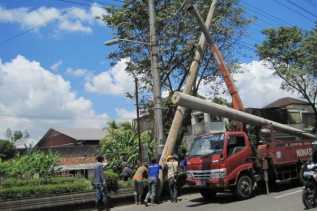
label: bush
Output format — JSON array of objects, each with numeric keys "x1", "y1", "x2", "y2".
[
  {"x1": 118, "y1": 179, "x2": 134, "y2": 189},
  {"x1": 1, "y1": 176, "x2": 79, "y2": 188},
  {"x1": 104, "y1": 169, "x2": 119, "y2": 192},
  {"x1": 0, "y1": 140, "x2": 15, "y2": 160},
  {"x1": 0, "y1": 177, "x2": 92, "y2": 200},
  {"x1": 2, "y1": 151, "x2": 58, "y2": 180}
]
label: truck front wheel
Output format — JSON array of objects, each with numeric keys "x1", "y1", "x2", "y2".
[
  {"x1": 235, "y1": 175, "x2": 254, "y2": 200},
  {"x1": 200, "y1": 189, "x2": 216, "y2": 200}
]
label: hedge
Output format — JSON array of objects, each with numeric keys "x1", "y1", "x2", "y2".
[
  {"x1": 1, "y1": 177, "x2": 78, "y2": 188},
  {"x1": 0, "y1": 178, "x2": 92, "y2": 200}
]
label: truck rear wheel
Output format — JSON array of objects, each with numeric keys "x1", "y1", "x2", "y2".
[
  {"x1": 235, "y1": 175, "x2": 254, "y2": 200},
  {"x1": 200, "y1": 189, "x2": 216, "y2": 200}
]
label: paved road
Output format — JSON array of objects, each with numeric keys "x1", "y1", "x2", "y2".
[{"x1": 82, "y1": 186, "x2": 317, "y2": 211}]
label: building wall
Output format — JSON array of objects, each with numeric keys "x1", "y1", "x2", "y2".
[{"x1": 37, "y1": 129, "x2": 76, "y2": 148}]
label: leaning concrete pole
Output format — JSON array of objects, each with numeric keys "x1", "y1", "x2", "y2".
[
  {"x1": 159, "y1": 0, "x2": 218, "y2": 164},
  {"x1": 172, "y1": 92, "x2": 316, "y2": 139}
]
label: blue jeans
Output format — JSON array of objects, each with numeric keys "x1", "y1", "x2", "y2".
[
  {"x1": 145, "y1": 177, "x2": 158, "y2": 203},
  {"x1": 96, "y1": 184, "x2": 109, "y2": 210},
  {"x1": 168, "y1": 177, "x2": 177, "y2": 202}
]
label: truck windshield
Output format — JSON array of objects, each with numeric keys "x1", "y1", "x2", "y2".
[{"x1": 189, "y1": 134, "x2": 224, "y2": 156}]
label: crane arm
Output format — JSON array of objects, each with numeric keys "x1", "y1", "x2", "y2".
[{"x1": 186, "y1": 2, "x2": 244, "y2": 111}]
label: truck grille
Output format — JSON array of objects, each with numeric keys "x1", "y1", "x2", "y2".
[
  {"x1": 187, "y1": 169, "x2": 226, "y2": 180},
  {"x1": 187, "y1": 170, "x2": 211, "y2": 180}
]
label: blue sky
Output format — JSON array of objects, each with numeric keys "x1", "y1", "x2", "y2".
[{"x1": 0, "y1": 0, "x2": 316, "y2": 139}]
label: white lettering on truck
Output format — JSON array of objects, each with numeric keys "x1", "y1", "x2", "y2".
[{"x1": 296, "y1": 148, "x2": 312, "y2": 157}]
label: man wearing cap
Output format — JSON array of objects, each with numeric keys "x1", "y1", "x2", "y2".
[{"x1": 166, "y1": 155, "x2": 179, "y2": 203}]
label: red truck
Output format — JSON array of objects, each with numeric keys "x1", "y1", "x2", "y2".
[{"x1": 186, "y1": 130, "x2": 313, "y2": 199}]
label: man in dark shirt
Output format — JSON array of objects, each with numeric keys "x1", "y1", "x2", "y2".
[{"x1": 144, "y1": 158, "x2": 161, "y2": 206}]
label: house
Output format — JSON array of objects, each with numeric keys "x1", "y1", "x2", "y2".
[
  {"x1": 247, "y1": 97, "x2": 316, "y2": 131},
  {"x1": 35, "y1": 128, "x2": 105, "y2": 178}
]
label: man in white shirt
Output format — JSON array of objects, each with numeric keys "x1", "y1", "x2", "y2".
[{"x1": 166, "y1": 155, "x2": 179, "y2": 203}]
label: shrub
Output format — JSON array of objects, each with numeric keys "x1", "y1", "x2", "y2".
[
  {"x1": 104, "y1": 169, "x2": 119, "y2": 192},
  {"x1": 3, "y1": 151, "x2": 59, "y2": 180},
  {"x1": 0, "y1": 178, "x2": 92, "y2": 200},
  {"x1": 1, "y1": 176, "x2": 78, "y2": 188},
  {"x1": 0, "y1": 140, "x2": 15, "y2": 160},
  {"x1": 118, "y1": 179, "x2": 134, "y2": 189}
]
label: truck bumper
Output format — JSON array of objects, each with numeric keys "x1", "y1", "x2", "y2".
[{"x1": 186, "y1": 178, "x2": 229, "y2": 190}]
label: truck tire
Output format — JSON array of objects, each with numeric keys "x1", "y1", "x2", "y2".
[
  {"x1": 200, "y1": 189, "x2": 216, "y2": 200},
  {"x1": 235, "y1": 174, "x2": 254, "y2": 200}
]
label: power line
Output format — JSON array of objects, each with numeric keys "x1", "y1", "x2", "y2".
[
  {"x1": 287, "y1": 0, "x2": 317, "y2": 19},
  {"x1": 0, "y1": 28, "x2": 35, "y2": 46},
  {"x1": 241, "y1": 1, "x2": 293, "y2": 26},
  {"x1": 304, "y1": 0, "x2": 317, "y2": 8},
  {"x1": 275, "y1": 0, "x2": 315, "y2": 23}
]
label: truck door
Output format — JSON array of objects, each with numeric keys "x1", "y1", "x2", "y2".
[{"x1": 224, "y1": 133, "x2": 252, "y2": 181}]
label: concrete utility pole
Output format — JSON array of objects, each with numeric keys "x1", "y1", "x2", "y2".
[
  {"x1": 160, "y1": 0, "x2": 218, "y2": 163},
  {"x1": 148, "y1": 0, "x2": 165, "y2": 157},
  {"x1": 172, "y1": 92, "x2": 316, "y2": 139},
  {"x1": 134, "y1": 77, "x2": 143, "y2": 163}
]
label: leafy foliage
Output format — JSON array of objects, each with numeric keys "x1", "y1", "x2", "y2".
[
  {"x1": 256, "y1": 26, "x2": 317, "y2": 130},
  {"x1": 0, "y1": 151, "x2": 59, "y2": 180},
  {"x1": 0, "y1": 140, "x2": 16, "y2": 160},
  {"x1": 0, "y1": 177, "x2": 92, "y2": 200},
  {"x1": 101, "y1": 121, "x2": 154, "y2": 172},
  {"x1": 103, "y1": 0, "x2": 251, "y2": 97}
]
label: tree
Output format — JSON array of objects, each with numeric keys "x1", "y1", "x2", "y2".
[
  {"x1": 256, "y1": 26, "x2": 317, "y2": 131},
  {"x1": 103, "y1": 0, "x2": 251, "y2": 98},
  {"x1": 0, "y1": 139, "x2": 16, "y2": 160},
  {"x1": 5, "y1": 128, "x2": 30, "y2": 142},
  {"x1": 101, "y1": 121, "x2": 154, "y2": 172}
]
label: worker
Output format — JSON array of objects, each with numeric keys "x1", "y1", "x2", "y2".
[
  {"x1": 166, "y1": 155, "x2": 179, "y2": 203},
  {"x1": 132, "y1": 161, "x2": 148, "y2": 205},
  {"x1": 94, "y1": 155, "x2": 110, "y2": 211},
  {"x1": 144, "y1": 158, "x2": 161, "y2": 206}
]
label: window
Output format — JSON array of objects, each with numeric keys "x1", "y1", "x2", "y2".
[
  {"x1": 189, "y1": 134, "x2": 224, "y2": 156},
  {"x1": 227, "y1": 136, "x2": 245, "y2": 156},
  {"x1": 288, "y1": 111, "x2": 301, "y2": 124}
]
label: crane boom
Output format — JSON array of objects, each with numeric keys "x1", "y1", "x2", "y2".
[{"x1": 185, "y1": 1, "x2": 244, "y2": 111}]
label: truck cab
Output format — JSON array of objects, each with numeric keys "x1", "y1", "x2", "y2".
[{"x1": 186, "y1": 131, "x2": 255, "y2": 199}]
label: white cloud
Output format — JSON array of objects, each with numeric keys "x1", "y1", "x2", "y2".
[
  {"x1": 198, "y1": 60, "x2": 296, "y2": 108},
  {"x1": 0, "y1": 55, "x2": 109, "y2": 139},
  {"x1": 58, "y1": 19, "x2": 92, "y2": 33},
  {"x1": 90, "y1": 3, "x2": 107, "y2": 24},
  {"x1": 0, "y1": 3, "x2": 107, "y2": 33},
  {"x1": 50, "y1": 60, "x2": 63, "y2": 72},
  {"x1": 0, "y1": 6, "x2": 60, "y2": 28},
  {"x1": 66, "y1": 67, "x2": 88, "y2": 77},
  {"x1": 235, "y1": 60, "x2": 298, "y2": 108},
  {"x1": 85, "y1": 58, "x2": 134, "y2": 96},
  {"x1": 115, "y1": 108, "x2": 136, "y2": 121}
]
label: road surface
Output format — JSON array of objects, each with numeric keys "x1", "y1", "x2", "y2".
[{"x1": 81, "y1": 186, "x2": 317, "y2": 211}]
